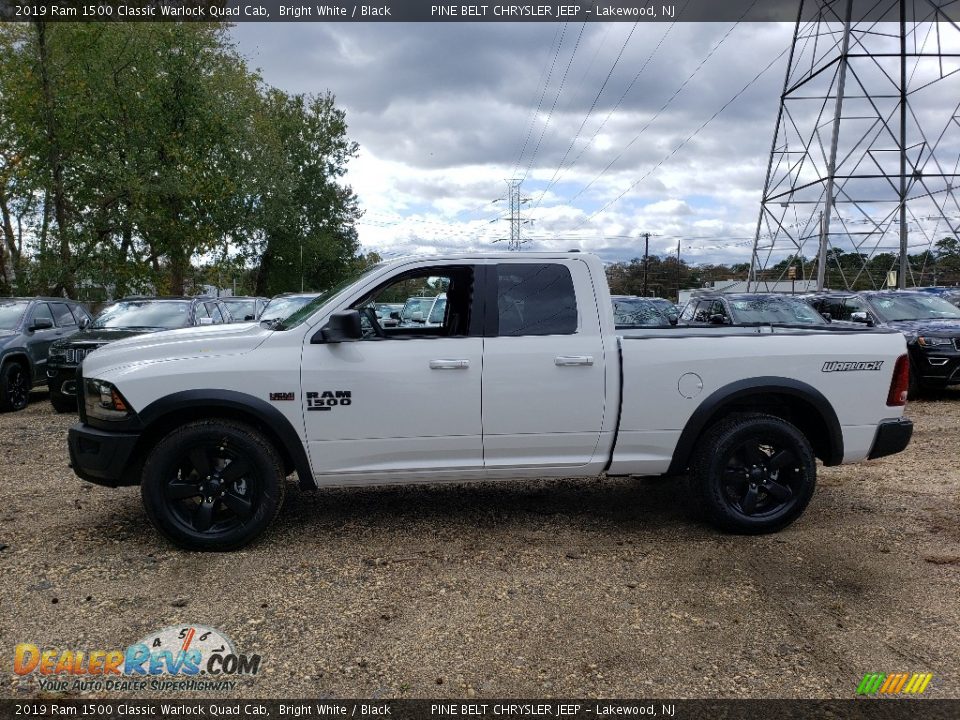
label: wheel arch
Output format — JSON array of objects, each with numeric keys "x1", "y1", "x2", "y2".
[
  {"x1": 1, "y1": 350, "x2": 32, "y2": 375},
  {"x1": 134, "y1": 390, "x2": 315, "y2": 489},
  {"x1": 667, "y1": 377, "x2": 844, "y2": 475}
]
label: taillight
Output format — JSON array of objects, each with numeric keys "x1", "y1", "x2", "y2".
[{"x1": 887, "y1": 354, "x2": 910, "y2": 406}]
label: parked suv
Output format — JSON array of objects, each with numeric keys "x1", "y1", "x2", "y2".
[
  {"x1": 805, "y1": 290, "x2": 960, "y2": 396},
  {"x1": 680, "y1": 293, "x2": 827, "y2": 326},
  {"x1": 0, "y1": 297, "x2": 92, "y2": 412},
  {"x1": 916, "y1": 286, "x2": 960, "y2": 308},
  {"x1": 46, "y1": 296, "x2": 232, "y2": 412}
]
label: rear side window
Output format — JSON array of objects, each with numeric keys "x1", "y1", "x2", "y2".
[
  {"x1": 495, "y1": 263, "x2": 578, "y2": 336},
  {"x1": 51, "y1": 303, "x2": 77, "y2": 327}
]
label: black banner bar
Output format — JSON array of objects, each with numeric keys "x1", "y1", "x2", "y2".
[
  {"x1": 2, "y1": 699, "x2": 959, "y2": 720},
  {"x1": 1, "y1": 0, "x2": 957, "y2": 23}
]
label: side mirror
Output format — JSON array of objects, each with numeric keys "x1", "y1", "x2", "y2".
[
  {"x1": 820, "y1": 312, "x2": 832, "y2": 322},
  {"x1": 411, "y1": 311, "x2": 424, "y2": 323},
  {"x1": 390, "y1": 311, "x2": 401, "y2": 320},
  {"x1": 708, "y1": 313, "x2": 728, "y2": 325},
  {"x1": 668, "y1": 315, "x2": 679, "y2": 326},
  {"x1": 315, "y1": 309, "x2": 362, "y2": 343},
  {"x1": 198, "y1": 317, "x2": 214, "y2": 325},
  {"x1": 244, "y1": 314, "x2": 255, "y2": 321},
  {"x1": 30, "y1": 317, "x2": 54, "y2": 331},
  {"x1": 78, "y1": 316, "x2": 90, "y2": 330},
  {"x1": 850, "y1": 311, "x2": 874, "y2": 326}
]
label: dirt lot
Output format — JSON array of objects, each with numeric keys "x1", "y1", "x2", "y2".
[{"x1": 1, "y1": 389, "x2": 959, "y2": 700}]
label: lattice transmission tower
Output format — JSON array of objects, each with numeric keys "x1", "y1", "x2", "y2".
[
  {"x1": 493, "y1": 179, "x2": 531, "y2": 251},
  {"x1": 749, "y1": 0, "x2": 960, "y2": 291}
]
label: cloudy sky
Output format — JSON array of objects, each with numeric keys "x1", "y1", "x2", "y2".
[{"x1": 228, "y1": 22, "x2": 810, "y2": 266}]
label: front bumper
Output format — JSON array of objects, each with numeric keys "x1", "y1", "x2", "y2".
[
  {"x1": 867, "y1": 418, "x2": 914, "y2": 460},
  {"x1": 68, "y1": 423, "x2": 141, "y2": 487},
  {"x1": 910, "y1": 346, "x2": 960, "y2": 385},
  {"x1": 46, "y1": 365, "x2": 79, "y2": 395}
]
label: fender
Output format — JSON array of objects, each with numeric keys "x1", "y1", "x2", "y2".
[
  {"x1": 0, "y1": 350, "x2": 34, "y2": 380},
  {"x1": 138, "y1": 389, "x2": 315, "y2": 489},
  {"x1": 666, "y1": 376, "x2": 844, "y2": 475}
]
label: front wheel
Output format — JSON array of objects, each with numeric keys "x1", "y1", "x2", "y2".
[
  {"x1": 689, "y1": 414, "x2": 816, "y2": 534},
  {"x1": 141, "y1": 420, "x2": 286, "y2": 551},
  {"x1": 0, "y1": 361, "x2": 30, "y2": 412}
]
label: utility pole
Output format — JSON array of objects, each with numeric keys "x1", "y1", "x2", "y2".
[
  {"x1": 493, "y1": 178, "x2": 531, "y2": 250},
  {"x1": 676, "y1": 237, "x2": 682, "y2": 302},
  {"x1": 642, "y1": 232, "x2": 650, "y2": 297}
]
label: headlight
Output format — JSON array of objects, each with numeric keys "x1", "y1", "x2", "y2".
[
  {"x1": 917, "y1": 336, "x2": 953, "y2": 347},
  {"x1": 84, "y1": 379, "x2": 132, "y2": 421}
]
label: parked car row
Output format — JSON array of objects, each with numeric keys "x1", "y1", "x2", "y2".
[{"x1": 610, "y1": 286, "x2": 960, "y2": 399}]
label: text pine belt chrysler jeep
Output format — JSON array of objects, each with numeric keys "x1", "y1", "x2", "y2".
[{"x1": 68, "y1": 253, "x2": 914, "y2": 550}]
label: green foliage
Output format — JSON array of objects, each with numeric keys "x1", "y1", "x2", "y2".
[{"x1": 0, "y1": 22, "x2": 362, "y2": 300}]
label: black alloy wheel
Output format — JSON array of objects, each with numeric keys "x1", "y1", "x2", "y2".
[
  {"x1": 1, "y1": 362, "x2": 30, "y2": 412},
  {"x1": 141, "y1": 420, "x2": 285, "y2": 551},
  {"x1": 689, "y1": 413, "x2": 816, "y2": 534}
]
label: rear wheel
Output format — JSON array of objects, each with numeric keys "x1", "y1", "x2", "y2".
[
  {"x1": 0, "y1": 361, "x2": 30, "y2": 412},
  {"x1": 141, "y1": 420, "x2": 286, "y2": 551},
  {"x1": 689, "y1": 413, "x2": 816, "y2": 534}
]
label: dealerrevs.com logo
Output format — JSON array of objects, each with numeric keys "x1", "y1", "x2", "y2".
[{"x1": 13, "y1": 625, "x2": 260, "y2": 693}]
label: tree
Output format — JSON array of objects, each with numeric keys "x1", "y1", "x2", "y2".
[{"x1": 250, "y1": 89, "x2": 362, "y2": 296}]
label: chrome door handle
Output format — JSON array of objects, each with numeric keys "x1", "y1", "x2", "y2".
[
  {"x1": 555, "y1": 355, "x2": 594, "y2": 366},
  {"x1": 429, "y1": 359, "x2": 470, "y2": 370}
]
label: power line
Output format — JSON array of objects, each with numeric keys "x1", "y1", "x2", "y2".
[
  {"x1": 520, "y1": 21, "x2": 588, "y2": 183},
  {"x1": 560, "y1": 12, "x2": 757, "y2": 209},
  {"x1": 573, "y1": 43, "x2": 790, "y2": 230}
]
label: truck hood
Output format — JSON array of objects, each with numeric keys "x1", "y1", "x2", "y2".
[
  {"x1": 81, "y1": 322, "x2": 271, "y2": 377},
  {"x1": 52, "y1": 327, "x2": 157, "y2": 349}
]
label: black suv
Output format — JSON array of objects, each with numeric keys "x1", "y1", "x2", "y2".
[
  {"x1": 806, "y1": 291, "x2": 960, "y2": 396},
  {"x1": 46, "y1": 296, "x2": 233, "y2": 412},
  {"x1": 680, "y1": 293, "x2": 828, "y2": 326},
  {"x1": 0, "y1": 298, "x2": 92, "y2": 412}
]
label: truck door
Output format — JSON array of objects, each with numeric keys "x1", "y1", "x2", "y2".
[
  {"x1": 481, "y1": 261, "x2": 607, "y2": 472},
  {"x1": 302, "y1": 264, "x2": 484, "y2": 480}
]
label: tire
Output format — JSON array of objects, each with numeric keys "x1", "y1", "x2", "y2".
[
  {"x1": 0, "y1": 361, "x2": 31, "y2": 412},
  {"x1": 907, "y1": 366, "x2": 924, "y2": 401},
  {"x1": 688, "y1": 413, "x2": 816, "y2": 534},
  {"x1": 141, "y1": 419, "x2": 286, "y2": 551},
  {"x1": 49, "y1": 383, "x2": 77, "y2": 413}
]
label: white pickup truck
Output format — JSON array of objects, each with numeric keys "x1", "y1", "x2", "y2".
[{"x1": 68, "y1": 253, "x2": 913, "y2": 550}]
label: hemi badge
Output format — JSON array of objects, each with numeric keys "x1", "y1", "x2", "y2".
[{"x1": 269, "y1": 392, "x2": 295, "y2": 401}]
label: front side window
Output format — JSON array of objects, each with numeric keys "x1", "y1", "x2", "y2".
[
  {"x1": 495, "y1": 263, "x2": 577, "y2": 336},
  {"x1": 31, "y1": 303, "x2": 54, "y2": 326},
  {"x1": 351, "y1": 266, "x2": 475, "y2": 340}
]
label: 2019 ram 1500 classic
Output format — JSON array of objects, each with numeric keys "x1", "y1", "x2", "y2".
[{"x1": 68, "y1": 253, "x2": 914, "y2": 550}]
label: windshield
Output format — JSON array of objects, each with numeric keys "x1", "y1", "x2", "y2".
[
  {"x1": 613, "y1": 298, "x2": 670, "y2": 327},
  {"x1": 871, "y1": 295, "x2": 960, "y2": 322},
  {"x1": 401, "y1": 297, "x2": 431, "y2": 320},
  {"x1": 269, "y1": 263, "x2": 387, "y2": 330},
  {"x1": 260, "y1": 295, "x2": 316, "y2": 322},
  {"x1": 729, "y1": 297, "x2": 826, "y2": 325},
  {"x1": 223, "y1": 299, "x2": 257, "y2": 319},
  {"x1": 92, "y1": 301, "x2": 192, "y2": 329},
  {"x1": 0, "y1": 301, "x2": 28, "y2": 331},
  {"x1": 647, "y1": 298, "x2": 679, "y2": 317}
]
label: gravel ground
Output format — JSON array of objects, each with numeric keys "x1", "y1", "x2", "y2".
[{"x1": 1, "y1": 388, "x2": 959, "y2": 700}]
